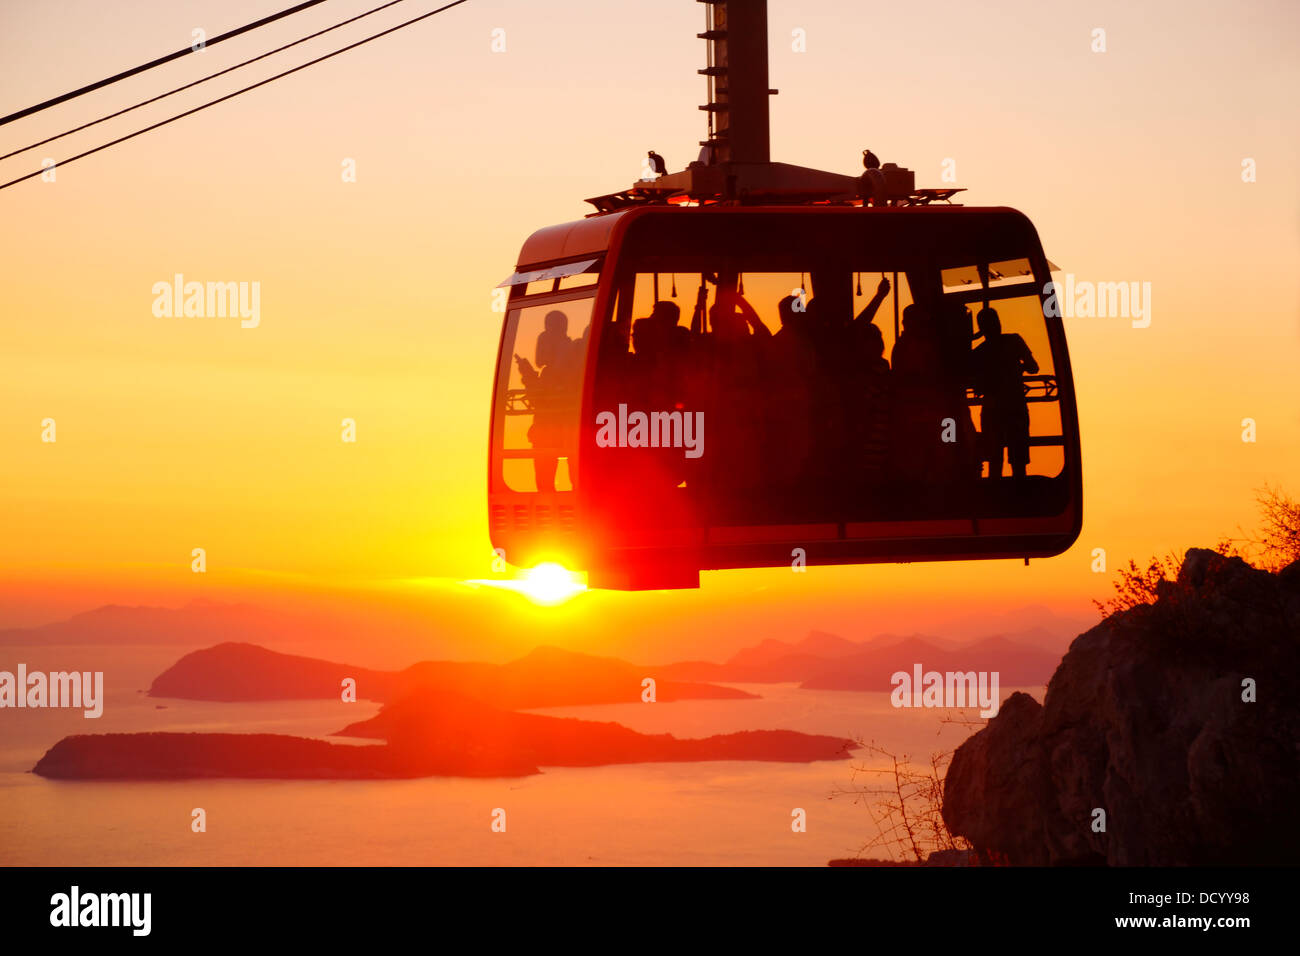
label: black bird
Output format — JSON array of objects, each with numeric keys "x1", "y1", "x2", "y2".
[
  {"x1": 862, "y1": 149, "x2": 881, "y2": 170},
  {"x1": 647, "y1": 150, "x2": 667, "y2": 176}
]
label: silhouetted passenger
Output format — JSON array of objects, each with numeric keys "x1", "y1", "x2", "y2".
[
  {"x1": 617, "y1": 315, "x2": 685, "y2": 490},
  {"x1": 765, "y1": 293, "x2": 819, "y2": 489},
  {"x1": 845, "y1": 308, "x2": 892, "y2": 487},
  {"x1": 854, "y1": 276, "x2": 892, "y2": 337},
  {"x1": 850, "y1": 278, "x2": 891, "y2": 378},
  {"x1": 853, "y1": 319, "x2": 889, "y2": 373},
  {"x1": 888, "y1": 299, "x2": 983, "y2": 487},
  {"x1": 647, "y1": 299, "x2": 691, "y2": 366},
  {"x1": 515, "y1": 309, "x2": 580, "y2": 492},
  {"x1": 970, "y1": 307, "x2": 1039, "y2": 478},
  {"x1": 650, "y1": 299, "x2": 681, "y2": 328},
  {"x1": 888, "y1": 304, "x2": 947, "y2": 487},
  {"x1": 781, "y1": 276, "x2": 891, "y2": 502},
  {"x1": 702, "y1": 290, "x2": 770, "y2": 508},
  {"x1": 772, "y1": 291, "x2": 812, "y2": 347},
  {"x1": 632, "y1": 314, "x2": 667, "y2": 360},
  {"x1": 709, "y1": 289, "x2": 771, "y2": 345},
  {"x1": 891, "y1": 303, "x2": 940, "y2": 378},
  {"x1": 629, "y1": 312, "x2": 678, "y2": 408}
]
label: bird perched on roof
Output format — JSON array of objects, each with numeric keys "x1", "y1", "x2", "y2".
[
  {"x1": 647, "y1": 150, "x2": 668, "y2": 176},
  {"x1": 862, "y1": 149, "x2": 881, "y2": 170}
]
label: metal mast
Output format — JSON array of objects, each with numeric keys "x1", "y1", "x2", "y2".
[
  {"x1": 586, "y1": 0, "x2": 936, "y2": 210},
  {"x1": 699, "y1": 0, "x2": 771, "y2": 165}
]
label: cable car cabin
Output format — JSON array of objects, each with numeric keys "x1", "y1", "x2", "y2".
[{"x1": 489, "y1": 205, "x2": 1082, "y2": 589}]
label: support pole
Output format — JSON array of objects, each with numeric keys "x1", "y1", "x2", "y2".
[{"x1": 699, "y1": 1, "x2": 771, "y2": 165}]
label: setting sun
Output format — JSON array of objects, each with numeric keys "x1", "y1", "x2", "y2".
[
  {"x1": 464, "y1": 561, "x2": 587, "y2": 606},
  {"x1": 517, "y1": 562, "x2": 586, "y2": 605}
]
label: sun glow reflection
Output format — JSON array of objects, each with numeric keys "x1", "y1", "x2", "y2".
[{"x1": 463, "y1": 562, "x2": 587, "y2": 605}]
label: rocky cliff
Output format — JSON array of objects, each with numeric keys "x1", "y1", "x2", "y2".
[{"x1": 942, "y1": 549, "x2": 1300, "y2": 865}]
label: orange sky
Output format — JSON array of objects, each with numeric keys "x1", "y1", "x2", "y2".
[{"x1": 1, "y1": 0, "x2": 1297, "y2": 659}]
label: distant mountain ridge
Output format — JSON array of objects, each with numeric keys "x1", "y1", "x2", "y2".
[
  {"x1": 0, "y1": 601, "x2": 301, "y2": 646},
  {"x1": 662, "y1": 630, "x2": 1060, "y2": 689},
  {"x1": 148, "y1": 623, "x2": 1063, "y2": 708},
  {"x1": 9, "y1": 597, "x2": 1072, "y2": 698},
  {"x1": 798, "y1": 635, "x2": 1059, "y2": 690},
  {"x1": 0, "y1": 600, "x2": 1089, "y2": 657},
  {"x1": 149, "y1": 642, "x2": 756, "y2": 707}
]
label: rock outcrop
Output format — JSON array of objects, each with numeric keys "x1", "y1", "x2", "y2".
[
  {"x1": 33, "y1": 696, "x2": 855, "y2": 781},
  {"x1": 943, "y1": 549, "x2": 1300, "y2": 865},
  {"x1": 32, "y1": 732, "x2": 538, "y2": 779}
]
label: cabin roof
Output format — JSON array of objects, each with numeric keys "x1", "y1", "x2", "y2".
[
  {"x1": 514, "y1": 204, "x2": 1031, "y2": 271},
  {"x1": 515, "y1": 212, "x2": 631, "y2": 270}
]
